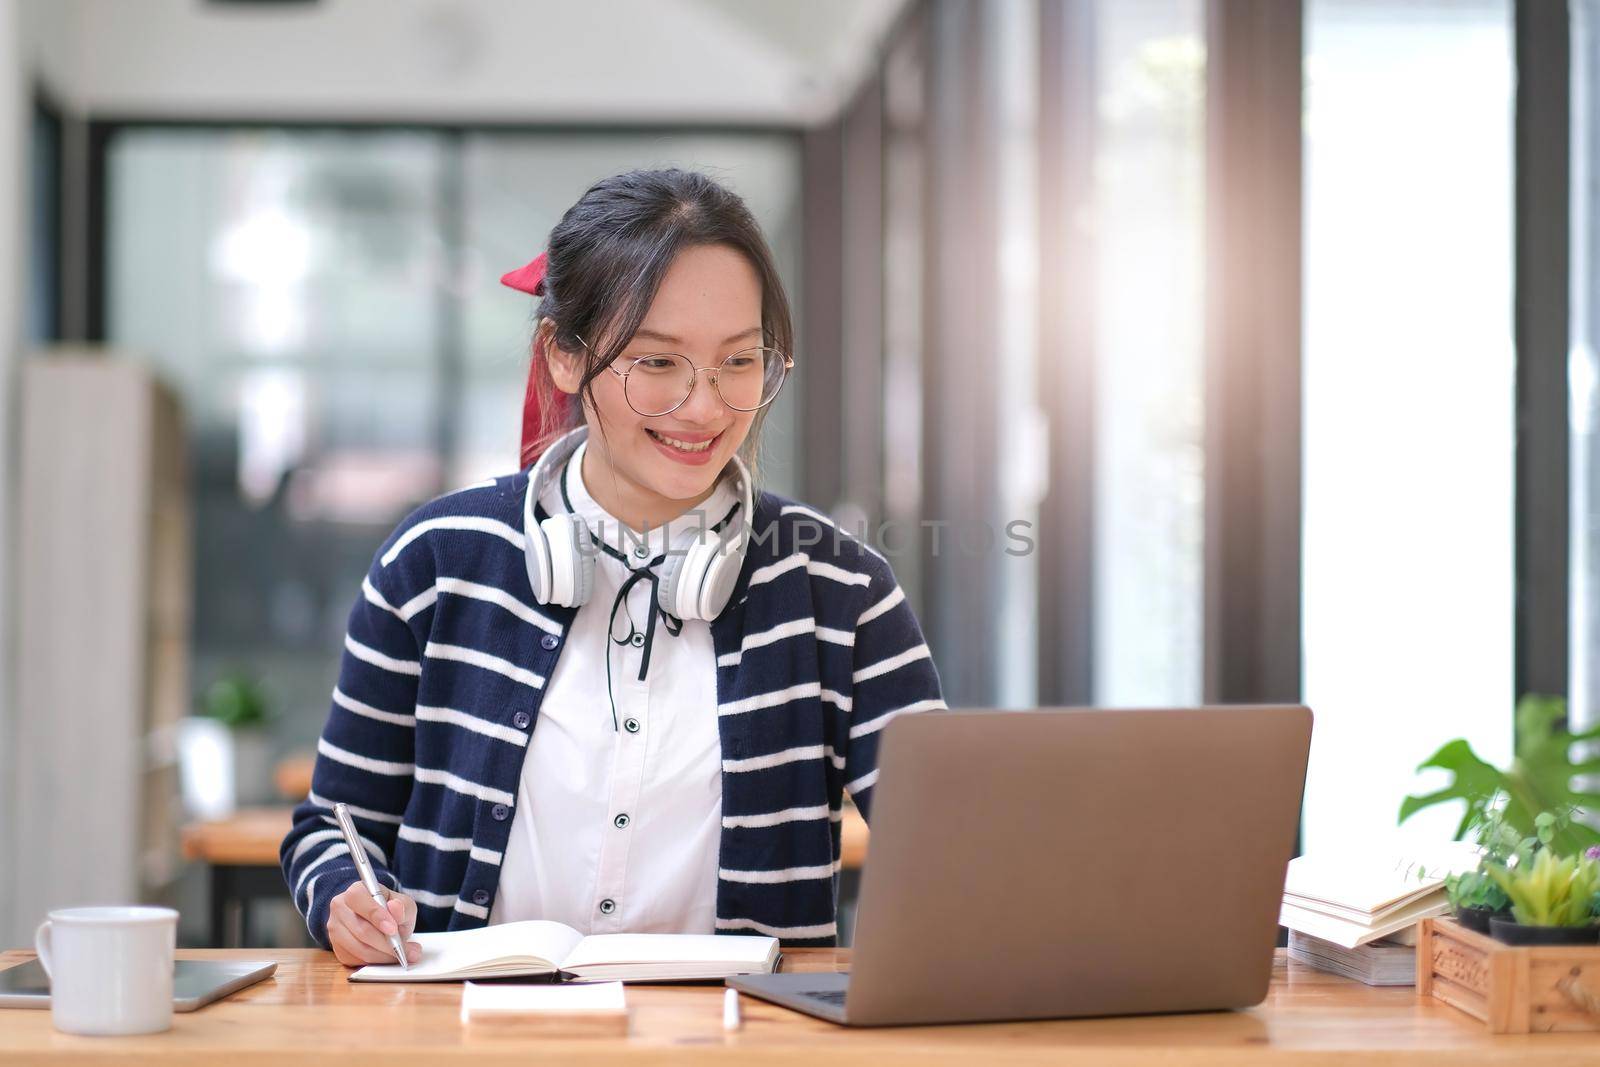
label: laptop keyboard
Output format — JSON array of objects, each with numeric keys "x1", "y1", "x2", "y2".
[{"x1": 799, "y1": 989, "x2": 849, "y2": 1006}]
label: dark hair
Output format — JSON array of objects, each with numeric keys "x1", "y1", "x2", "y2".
[{"x1": 521, "y1": 168, "x2": 793, "y2": 473}]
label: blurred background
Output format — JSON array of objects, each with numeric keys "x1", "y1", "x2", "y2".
[{"x1": 0, "y1": 0, "x2": 1585, "y2": 948}]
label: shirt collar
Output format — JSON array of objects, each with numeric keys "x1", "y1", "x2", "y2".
[{"x1": 558, "y1": 440, "x2": 740, "y2": 564}]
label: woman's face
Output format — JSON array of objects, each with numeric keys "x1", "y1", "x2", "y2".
[{"x1": 548, "y1": 243, "x2": 764, "y2": 523}]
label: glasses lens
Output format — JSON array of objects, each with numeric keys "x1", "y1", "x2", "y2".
[
  {"x1": 717, "y1": 348, "x2": 788, "y2": 411},
  {"x1": 624, "y1": 352, "x2": 696, "y2": 416},
  {"x1": 622, "y1": 349, "x2": 790, "y2": 415}
]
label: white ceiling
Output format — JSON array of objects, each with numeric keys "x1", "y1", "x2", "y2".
[{"x1": 24, "y1": 0, "x2": 912, "y2": 127}]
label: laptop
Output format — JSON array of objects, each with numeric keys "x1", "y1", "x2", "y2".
[{"x1": 729, "y1": 705, "x2": 1312, "y2": 1027}]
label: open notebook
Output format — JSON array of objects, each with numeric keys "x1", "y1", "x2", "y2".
[
  {"x1": 350, "y1": 920, "x2": 781, "y2": 983},
  {"x1": 1279, "y1": 840, "x2": 1481, "y2": 949}
]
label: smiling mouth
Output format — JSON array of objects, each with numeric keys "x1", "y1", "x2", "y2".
[{"x1": 646, "y1": 428, "x2": 719, "y2": 453}]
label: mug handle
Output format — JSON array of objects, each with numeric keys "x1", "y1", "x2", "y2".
[{"x1": 33, "y1": 920, "x2": 53, "y2": 981}]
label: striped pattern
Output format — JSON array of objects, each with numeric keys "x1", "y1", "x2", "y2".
[{"x1": 281, "y1": 470, "x2": 945, "y2": 949}]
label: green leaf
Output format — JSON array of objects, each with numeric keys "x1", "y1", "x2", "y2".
[
  {"x1": 1398, "y1": 694, "x2": 1600, "y2": 854},
  {"x1": 1397, "y1": 739, "x2": 1509, "y2": 838},
  {"x1": 1489, "y1": 851, "x2": 1600, "y2": 926},
  {"x1": 197, "y1": 671, "x2": 273, "y2": 730}
]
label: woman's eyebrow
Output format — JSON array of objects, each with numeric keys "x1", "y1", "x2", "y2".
[{"x1": 631, "y1": 326, "x2": 763, "y2": 347}]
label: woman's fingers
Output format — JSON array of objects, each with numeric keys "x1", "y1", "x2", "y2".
[
  {"x1": 387, "y1": 893, "x2": 418, "y2": 939},
  {"x1": 340, "y1": 882, "x2": 398, "y2": 936},
  {"x1": 336, "y1": 883, "x2": 398, "y2": 934},
  {"x1": 384, "y1": 895, "x2": 421, "y2": 962},
  {"x1": 332, "y1": 910, "x2": 421, "y2": 965},
  {"x1": 329, "y1": 895, "x2": 397, "y2": 963},
  {"x1": 328, "y1": 883, "x2": 422, "y2": 966}
]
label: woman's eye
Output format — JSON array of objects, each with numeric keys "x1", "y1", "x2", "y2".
[
  {"x1": 722, "y1": 356, "x2": 757, "y2": 370},
  {"x1": 635, "y1": 356, "x2": 679, "y2": 372}
]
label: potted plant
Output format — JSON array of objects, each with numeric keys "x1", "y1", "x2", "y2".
[
  {"x1": 177, "y1": 670, "x2": 276, "y2": 818},
  {"x1": 1485, "y1": 849, "x2": 1600, "y2": 945},
  {"x1": 1446, "y1": 868, "x2": 1510, "y2": 934},
  {"x1": 1448, "y1": 805, "x2": 1576, "y2": 932}
]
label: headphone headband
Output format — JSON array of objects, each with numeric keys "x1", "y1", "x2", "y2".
[{"x1": 523, "y1": 426, "x2": 589, "y2": 530}]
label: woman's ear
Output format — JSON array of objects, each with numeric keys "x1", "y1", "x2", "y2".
[{"x1": 539, "y1": 318, "x2": 585, "y2": 395}]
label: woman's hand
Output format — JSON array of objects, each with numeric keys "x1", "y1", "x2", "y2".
[{"x1": 328, "y1": 881, "x2": 423, "y2": 967}]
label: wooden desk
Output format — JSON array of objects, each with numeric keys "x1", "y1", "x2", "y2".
[
  {"x1": 2, "y1": 948, "x2": 1594, "y2": 1064},
  {"x1": 181, "y1": 808, "x2": 294, "y2": 868},
  {"x1": 180, "y1": 807, "x2": 296, "y2": 948}
]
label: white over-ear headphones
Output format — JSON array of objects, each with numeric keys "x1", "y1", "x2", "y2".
[{"x1": 522, "y1": 426, "x2": 754, "y2": 622}]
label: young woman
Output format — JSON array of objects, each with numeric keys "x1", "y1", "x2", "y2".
[{"x1": 280, "y1": 168, "x2": 945, "y2": 966}]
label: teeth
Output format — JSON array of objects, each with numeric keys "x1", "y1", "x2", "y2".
[{"x1": 649, "y1": 430, "x2": 714, "y2": 453}]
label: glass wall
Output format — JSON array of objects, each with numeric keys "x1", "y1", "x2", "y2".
[
  {"x1": 1090, "y1": 0, "x2": 1206, "y2": 707},
  {"x1": 105, "y1": 127, "x2": 801, "y2": 758},
  {"x1": 994, "y1": 0, "x2": 1043, "y2": 708},
  {"x1": 1301, "y1": 0, "x2": 1516, "y2": 853}
]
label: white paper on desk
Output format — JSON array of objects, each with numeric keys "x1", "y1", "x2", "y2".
[{"x1": 460, "y1": 980, "x2": 625, "y2": 1022}]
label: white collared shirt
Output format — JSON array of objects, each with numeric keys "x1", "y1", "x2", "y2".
[{"x1": 488, "y1": 442, "x2": 736, "y2": 934}]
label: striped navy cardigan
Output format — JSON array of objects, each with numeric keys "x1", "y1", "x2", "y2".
[{"x1": 279, "y1": 466, "x2": 945, "y2": 948}]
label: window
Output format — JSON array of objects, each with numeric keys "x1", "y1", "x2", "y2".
[
  {"x1": 1301, "y1": 0, "x2": 1516, "y2": 853},
  {"x1": 1090, "y1": 0, "x2": 1207, "y2": 707}
]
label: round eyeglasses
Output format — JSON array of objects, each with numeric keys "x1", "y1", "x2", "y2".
[{"x1": 576, "y1": 333, "x2": 794, "y2": 418}]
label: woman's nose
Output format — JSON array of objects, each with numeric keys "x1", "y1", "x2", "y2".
[{"x1": 677, "y1": 369, "x2": 727, "y2": 422}]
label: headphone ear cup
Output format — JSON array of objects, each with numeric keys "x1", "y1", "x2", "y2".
[
  {"x1": 540, "y1": 514, "x2": 594, "y2": 607},
  {"x1": 661, "y1": 537, "x2": 726, "y2": 621},
  {"x1": 525, "y1": 520, "x2": 554, "y2": 604},
  {"x1": 697, "y1": 550, "x2": 742, "y2": 620},
  {"x1": 656, "y1": 547, "x2": 690, "y2": 620},
  {"x1": 570, "y1": 529, "x2": 595, "y2": 606}
]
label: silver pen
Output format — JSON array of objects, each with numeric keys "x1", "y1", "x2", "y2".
[{"x1": 333, "y1": 802, "x2": 409, "y2": 970}]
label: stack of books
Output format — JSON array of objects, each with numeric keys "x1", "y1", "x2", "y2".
[
  {"x1": 1278, "y1": 841, "x2": 1480, "y2": 985},
  {"x1": 1286, "y1": 930, "x2": 1416, "y2": 986}
]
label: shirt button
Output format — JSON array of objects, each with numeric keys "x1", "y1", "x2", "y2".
[
  {"x1": 599, "y1": 898, "x2": 617, "y2": 915},
  {"x1": 633, "y1": 545, "x2": 649, "y2": 559},
  {"x1": 613, "y1": 813, "x2": 630, "y2": 829},
  {"x1": 491, "y1": 803, "x2": 510, "y2": 821},
  {"x1": 512, "y1": 711, "x2": 531, "y2": 730},
  {"x1": 540, "y1": 633, "x2": 560, "y2": 651},
  {"x1": 629, "y1": 633, "x2": 645, "y2": 648},
  {"x1": 472, "y1": 889, "x2": 490, "y2": 906},
  {"x1": 623, "y1": 717, "x2": 641, "y2": 734}
]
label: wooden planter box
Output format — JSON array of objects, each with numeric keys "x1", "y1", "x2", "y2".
[{"x1": 1418, "y1": 917, "x2": 1600, "y2": 1033}]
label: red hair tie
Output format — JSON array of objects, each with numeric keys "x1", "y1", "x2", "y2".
[
  {"x1": 500, "y1": 251, "x2": 548, "y2": 295},
  {"x1": 502, "y1": 252, "x2": 569, "y2": 467}
]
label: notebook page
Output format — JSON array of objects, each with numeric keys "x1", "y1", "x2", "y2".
[
  {"x1": 560, "y1": 933, "x2": 776, "y2": 972},
  {"x1": 353, "y1": 920, "x2": 585, "y2": 981},
  {"x1": 1282, "y1": 841, "x2": 1479, "y2": 917}
]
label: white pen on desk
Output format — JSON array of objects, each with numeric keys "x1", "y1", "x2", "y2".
[
  {"x1": 723, "y1": 987, "x2": 742, "y2": 1031},
  {"x1": 332, "y1": 801, "x2": 409, "y2": 971}
]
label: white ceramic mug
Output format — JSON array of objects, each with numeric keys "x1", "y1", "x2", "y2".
[{"x1": 34, "y1": 906, "x2": 179, "y2": 1035}]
